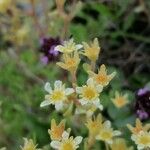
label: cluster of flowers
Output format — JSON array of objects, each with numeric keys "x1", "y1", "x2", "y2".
[
  {"x1": 40, "y1": 38, "x2": 150, "y2": 150},
  {"x1": 0, "y1": 0, "x2": 30, "y2": 47},
  {"x1": 2, "y1": 38, "x2": 150, "y2": 150}
]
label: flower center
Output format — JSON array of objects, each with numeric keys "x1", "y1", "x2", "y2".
[
  {"x1": 83, "y1": 87, "x2": 97, "y2": 100},
  {"x1": 96, "y1": 74, "x2": 107, "y2": 85},
  {"x1": 89, "y1": 122, "x2": 101, "y2": 136},
  {"x1": 51, "y1": 90, "x2": 64, "y2": 101},
  {"x1": 61, "y1": 141, "x2": 74, "y2": 150},
  {"x1": 67, "y1": 59, "x2": 76, "y2": 67},
  {"x1": 101, "y1": 131, "x2": 112, "y2": 140},
  {"x1": 86, "y1": 47, "x2": 98, "y2": 60},
  {"x1": 139, "y1": 135, "x2": 150, "y2": 145},
  {"x1": 115, "y1": 97, "x2": 126, "y2": 107},
  {"x1": 51, "y1": 127, "x2": 64, "y2": 140}
]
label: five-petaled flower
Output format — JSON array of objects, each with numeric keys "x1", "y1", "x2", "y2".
[
  {"x1": 75, "y1": 104, "x2": 97, "y2": 117},
  {"x1": 86, "y1": 114, "x2": 103, "y2": 137},
  {"x1": 48, "y1": 119, "x2": 66, "y2": 141},
  {"x1": 57, "y1": 51, "x2": 80, "y2": 73},
  {"x1": 21, "y1": 138, "x2": 40, "y2": 150},
  {"x1": 40, "y1": 81, "x2": 74, "y2": 110},
  {"x1": 127, "y1": 118, "x2": 150, "y2": 150},
  {"x1": 50, "y1": 131, "x2": 83, "y2": 150},
  {"x1": 131, "y1": 131, "x2": 150, "y2": 150},
  {"x1": 96, "y1": 120, "x2": 121, "y2": 144},
  {"x1": 110, "y1": 138, "x2": 133, "y2": 150},
  {"x1": 82, "y1": 38, "x2": 100, "y2": 62},
  {"x1": 89, "y1": 64, "x2": 116, "y2": 87},
  {"x1": 55, "y1": 39, "x2": 82, "y2": 54},
  {"x1": 111, "y1": 91, "x2": 128, "y2": 108},
  {"x1": 76, "y1": 78, "x2": 103, "y2": 110},
  {"x1": 127, "y1": 118, "x2": 150, "y2": 135}
]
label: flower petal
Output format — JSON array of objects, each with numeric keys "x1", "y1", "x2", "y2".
[
  {"x1": 54, "y1": 80, "x2": 62, "y2": 90},
  {"x1": 44, "y1": 82, "x2": 52, "y2": 93},
  {"x1": 113, "y1": 130, "x2": 121, "y2": 136},
  {"x1": 87, "y1": 78, "x2": 94, "y2": 86},
  {"x1": 74, "y1": 136, "x2": 83, "y2": 145},
  {"x1": 55, "y1": 102, "x2": 63, "y2": 111},
  {"x1": 96, "y1": 84, "x2": 103, "y2": 93},
  {"x1": 40, "y1": 100, "x2": 51, "y2": 107},
  {"x1": 76, "y1": 87, "x2": 82, "y2": 93},
  {"x1": 50, "y1": 141, "x2": 61, "y2": 149},
  {"x1": 55, "y1": 45, "x2": 64, "y2": 52},
  {"x1": 79, "y1": 99, "x2": 88, "y2": 105},
  {"x1": 76, "y1": 44, "x2": 83, "y2": 50},
  {"x1": 65, "y1": 88, "x2": 74, "y2": 95},
  {"x1": 103, "y1": 120, "x2": 111, "y2": 128},
  {"x1": 62, "y1": 131, "x2": 69, "y2": 140}
]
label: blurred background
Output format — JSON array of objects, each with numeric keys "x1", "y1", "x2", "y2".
[{"x1": 0, "y1": 0, "x2": 150, "y2": 149}]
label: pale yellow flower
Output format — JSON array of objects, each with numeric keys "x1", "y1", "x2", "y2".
[
  {"x1": 40, "y1": 81, "x2": 74, "y2": 111},
  {"x1": 110, "y1": 138, "x2": 133, "y2": 150},
  {"x1": 89, "y1": 64, "x2": 116, "y2": 87},
  {"x1": 48, "y1": 119, "x2": 66, "y2": 141},
  {"x1": 82, "y1": 38, "x2": 100, "y2": 61},
  {"x1": 131, "y1": 131, "x2": 150, "y2": 150},
  {"x1": 75, "y1": 104, "x2": 97, "y2": 117},
  {"x1": 0, "y1": 0, "x2": 11, "y2": 13},
  {"x1": 57, "y1": 52, "x2": 80, "y2": 72},
  {"x1": 21, "y1": 138, "x2": 40, "y2": 150},
  {"x1": 96, "y1": 121, "x2": 121, "y2": 144},
  {"x1": 76, "y1": 78, "x2": 103, "y2": 110},
  {"x1": 127, "y1": 118, "x2": 150, "y2": 135},
  {"x1": 86, "y1": 114, "x2": 103, "y2": 137},
  {"x1": 51, "y1": 131, "x2": 82, "y2": 150},
  {"x1": 15, "y1": 25, "x2": 29, "y2": 46},
  {"x1": 111, "y1": 91, "x2": 128, "y2": 108},
  {"x1": 55, "y1": 39, "x2": 82, "y2": 54}
]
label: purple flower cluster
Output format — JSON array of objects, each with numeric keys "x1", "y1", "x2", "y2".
[
  {"x1": 135, "y1": 87, "x2": 150, "y2": 120},
  {"x1": 40, "y1": 37, "x2": 61, "y2": 64}
]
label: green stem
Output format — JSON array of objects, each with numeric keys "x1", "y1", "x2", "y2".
[
  {"x1": 91, "y1": 61, "x2": 96, "y2": 72},
  {"x1": 105, "y1": 142, "x2": 109, "y2": 150}
]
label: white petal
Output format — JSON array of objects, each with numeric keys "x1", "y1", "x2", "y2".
[
  {"x1": 55, "y1": 102, "x2": 63, "y2": 111},
  {"x1": 103, "y1": 120, "x2": 111, "y2": 128},
  {"x1": 50, "y1": 141, "x2": 61, "y2": 149},
  {"x1": 131, "y1": 135, "x2": 136, "y2": 141},
  {"x1": 96, "y1": 84, "x2": 103, "y2": 93},
  {"x1": 54, "y1": 80, "x2": 62, "y2": 90},
  {"x1": 69, "y1": 38, "x2": 74, "y2": 43},
  {"x1": 76, "y1": 44, "x2": 83, "y2": 50},
  {"x1": 79, "y1": 99, "x2": 88, "y2": 105},
  {"x1": 74, "y1": 136, "x2": 83, "y2": 145},
  {"x1": 40, "y1": 100, "x2": 51, "y2": 107},
  {"x1": 137, "y1": 145, "x2": 144, "y2": 150},
  {"x1": 92, "y1": 98, "x2": 100, "y2": 106},
  {"x1": 107, "y1": 140, "x2": 113, "y2": 144},
  {"x1": 87, "y1": 78, "x2": 94, "y2": 86},
  {"x1": 44, "y1": 82, "x2": 52, "y2": 93},
  {"x1": 54, "y1": 45, "x2": 63, "y2": 52},
  {"x1": 62, "y1": 131, "x2": 69, "y2": 140},
  {"x1": 65, "y1": 88, "x2": 74, "y2": 95},
  {"x1": 76, "y1": 87, "x2": 82, "y2": 93},
  {"x1": 113, "y1": 130, "x2": 121, "y2": 136},
  {"x1": 98, "y1": 104, "x2": 103, "y2": 110}
]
